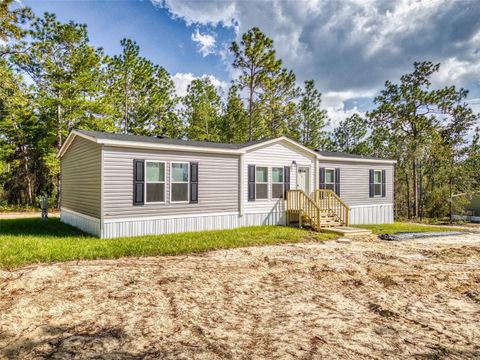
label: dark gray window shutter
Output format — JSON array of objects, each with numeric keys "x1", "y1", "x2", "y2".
[
  {"x1": 369, "y1": 169, "x2": 374, "y2": 198},
  {"x1": 319, "y1": 167, "x2": 326, "y2": 189},
  {"x1": 190, "y1": 162, "x2": 198, "y2": 203},
  {"x1": 133, "y1": 159, "x2": 145, "y2": 205},
  {"x1": 335, "y1": 168, "x2": 341, "y2": 196},
  {"x1": 283, "y1": 166, "x2": 290, "y2": 198},
  {"x1": 248, "y1": 165, "x2": 255, "y2": 201},
  {"x1": 381, "y1": 169, "x2": 386, "y2": 197}
]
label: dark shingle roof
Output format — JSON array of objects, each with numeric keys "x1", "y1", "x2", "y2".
[
  {"x1": 316, "y1": 150, "x2": 391, "y2": 161},
  {"x1": 74, "y1": 129, "x2": 394, "y2": 162},
  {"x1": 76, "y1": 129, "x2": 268, "y2": 150}
]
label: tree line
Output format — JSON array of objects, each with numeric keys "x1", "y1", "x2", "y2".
[{"x1": 1, "y1": 0, "x2": 479, "y2": 220}]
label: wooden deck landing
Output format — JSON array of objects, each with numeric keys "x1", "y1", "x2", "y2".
[{"x1": 321, "y1": 226, "x2": 372, "y2": 236}]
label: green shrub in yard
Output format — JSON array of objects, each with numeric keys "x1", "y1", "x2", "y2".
[{"x1": 0, "y1": 218, "x2": 337, "y2": 269}]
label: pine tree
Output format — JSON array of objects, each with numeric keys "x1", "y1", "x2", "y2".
[
  {"x1": 261, "y1": 68, "x2": 301, "y2": 139},
  {"x1": 230, "y1": 27, "x2": 281, "y2": 141},
  {"x1": 0, "y1": 61, "x2": 38, "y2": 205},
  {"x1": 298, "y1": 80, "x2": 329, "y2": 149},
  {"x1": 368, "y1": 61, "x2": 478, "y2": 218},
  {"x1": 331, "y1": 113, "x2": 370, "y2": 154},
  {"x1": 219, "y1": 84, "x2": 249, "y2": 143},
  {"x1": 13, "y1": 13, "x2": 111, "y2": 204},
  {"x1": 106, "y1": 39, "x2": 180, "y2": 136},
  {"x1": 183, "y1": 78, "x2": 222, "y2": 142},
  {"x1": 0, "y1": 0, "x2": 33, "y2": 58}
]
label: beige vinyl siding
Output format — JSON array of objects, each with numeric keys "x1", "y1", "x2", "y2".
[
  {"x1": 318, "y1": 160, "x2": 394, "y2": 206},
  {"x1": 103, "y1": 146, "x2": 239, "y2": 219},
  {"x1": 61, "y1": 137, "x2": 101, "y2": 218},
  {"x1": 244, "y1": 141, "x2": 316, "y2": 213}
]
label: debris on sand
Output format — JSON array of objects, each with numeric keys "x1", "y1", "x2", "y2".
[{"x1": 379, "y1": 231, "x2": 465, "y2": 241}]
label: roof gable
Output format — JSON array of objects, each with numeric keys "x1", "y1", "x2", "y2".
[{"x1": 241, "y1": 136, "x2": 319, "y2": 158}]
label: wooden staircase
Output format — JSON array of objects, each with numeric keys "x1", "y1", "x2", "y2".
[{"x1": 286, "y1": 189, "x2": 349, "y2": 230}]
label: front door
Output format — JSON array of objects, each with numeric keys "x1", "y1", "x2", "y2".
[{"x1": 297, "y1": 166, "x2": 310, "y2": 194}]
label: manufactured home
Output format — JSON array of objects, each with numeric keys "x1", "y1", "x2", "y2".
[{"x1": 58, "y1": 130, "x2": 396, "y2": 238}]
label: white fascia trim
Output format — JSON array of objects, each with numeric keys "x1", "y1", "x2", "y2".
[
  {"x1": 317, "y1": 155, "x2": 397, "y2": 164},
  {"x1": 349, "y1": 203, "x2": 393, "y2": 208},
  {"x1": 61, "y1": 207, "x2": 101, "y2": 222},
  {"x1": 59, "y1": 131, "x2": 396, "y2": 164},
  {"x1": 243, "y1": 136, "x2": 319, "y2": 157},
  {"x1": 58, "y1": 130, "x2": 243, "y2": 157},
  {"x1": 103, "y1": 211, "x2": 240, "y2": 223},
  {"x1": 100, "y1": 139, "x2": 242, "y2": 155}
]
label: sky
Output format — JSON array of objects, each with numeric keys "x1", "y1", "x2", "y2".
[{"x1": 23, "y1": 0, "x2": 480, "y2": 128}]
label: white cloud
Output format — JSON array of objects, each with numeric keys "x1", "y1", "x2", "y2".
[
  {"x1": 155, "y1": 0, "x2": 480, "y2": 127},
  {"x1": 191, "y1": 28, "x2": 216, "y2": 57},
  {"x1": 154, "y1": 0, "x2": 480, "y2": 88},
  {"x1": 431, "y1": 56, "x2": 480, "y2": 88},
  {"x1": 467, "y1": 98, "x2": 480, "y2": 117},
  {"x1": 322, "y1": 90, "x2": 375, "y2": 110},
  {"x1": 171, "y1": 72, "x2": 228, "y2": 97},
  {"x1": 152, "y1": 0, "x2": 236, "y2": 26},
  {"x1": 322, "y1": 89, "x2": 375, "y2": 128},
  {"x1": 171, "y1": 72, "x2": 196, "y2": 97},
  {"x1": 326, "y1": 107, "x2": 366, "y2": 131}
]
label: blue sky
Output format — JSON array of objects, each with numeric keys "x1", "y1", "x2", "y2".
[
  {"x1": 23, "y1": 0, "x2": 235, "y2": 81},
  {"x1": 23, "y1": 0, "x2": 480, "y2": 127}
]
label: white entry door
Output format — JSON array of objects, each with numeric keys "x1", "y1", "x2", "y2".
[{"x1": 297, "y1": 166, "x2": 310, "y2": 194}]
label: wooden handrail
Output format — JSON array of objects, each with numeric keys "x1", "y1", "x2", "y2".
[
  {"x1": 313, "y1": 189, "x2": 349, "y2": 226},
  {"x1": 286, "y1": 189, "x2": 322, "y2": 230}
]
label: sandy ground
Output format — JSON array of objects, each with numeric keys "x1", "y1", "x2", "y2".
[
  {"x1": 1, "y1": 234, "x2": 479, "y2": 359},
  {"x1": 0, "y1": 212, "x2": 60, "y2": 219}
]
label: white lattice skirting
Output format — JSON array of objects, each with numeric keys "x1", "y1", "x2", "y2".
[
  {"x1": 61, "y1": 205, "x2": 393, "y2": 238},
  {"x1": 348, "y1": 204, "x2": 394, "y2": 225},
  {"x1": 60, "y1": 208, "x2": 101, "y2": 237},
  {"x1": 61, "y1": 209, "x2": 286, "y2": 238}
]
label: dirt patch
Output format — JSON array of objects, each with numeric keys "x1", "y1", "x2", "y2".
[{"x1": 1, "y1": 234, "x2": 479, "y2": 359}]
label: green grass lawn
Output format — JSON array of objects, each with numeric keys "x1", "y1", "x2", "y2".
[
  {"x1": 357, "y1": 222, "x2": 464, "y2": 234},
  {"x1": 0, "y1": 217, "x2": 337, "y2": 269}
]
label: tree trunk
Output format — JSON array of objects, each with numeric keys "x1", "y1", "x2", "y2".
[
  {"x1": 248, "y1": 66, "x2": 254, "y2": 141},
  {"x1": 419, "y1": 160, "x2": 423, "y2": 220},
  {"x1": 21, "y1": 146, "x2": 33, "y2": 206},
  {"x1": 449, "y1": 176, "x2": 453, "y2": 223},
  {"x1": 248, "y1": 88, "x2": 253, "y2": 141},
  {"x1": 405, "y1": 170, "x2": 411, "y2": 219},
  {"x1": 124, "y1": 77, "x2": 129, "y2": 134},
  {"x1": 57, "y1": 102, "x2": 62, "y2": 208},
  {"x1": 412, "y1": 157, "x2": 419, "y2": 218}
]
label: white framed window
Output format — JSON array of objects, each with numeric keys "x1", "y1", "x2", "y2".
[
  {"x1": 255, "y1": 166, "x2": 268, "y2": 200},
  {"x1": 145, "y1": 161, "x2": 165, "y2": 203},
  {"x1": 374, "y1": 170, "x2": 382, "y2": 196},
  {"x1": 171, "y1": 162, "x2": 189, "y2": 203},
  {"x1": 325, "y1": 168, "x2": 335, "y2": 191},
  {"x1": 272, "y1": 167, "x2": 284, "y2": 199}
]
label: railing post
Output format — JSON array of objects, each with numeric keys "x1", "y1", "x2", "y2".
[{"x1": 317, "y1": 208, "x2": 320, "y2": 229}]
